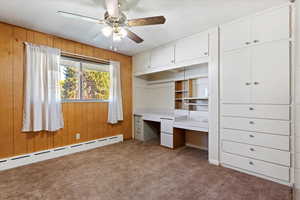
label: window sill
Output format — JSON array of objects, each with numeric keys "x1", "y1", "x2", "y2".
[{"x1": 62, "y1": 100, "x2": 109, "y2": 103}]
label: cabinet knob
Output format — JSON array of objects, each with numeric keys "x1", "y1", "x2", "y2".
[
  {"x1": 250, "y1": 148, "x2": 255, "y2": 152},
  {"x1": 245, "y1": 42, "x2": 251, "y2": 45},
  {"x1": 249, "y1": 161, "x2": 254, "y2": 165},
  {"x1": 249, "y1": 107, "x2": 254, "y2": 111},
  {"x1": 249, "y1": 134, "x2": 254, "y2": 138},
  {"x1": 249, "y1": 121, "x2": 254, "y2": 124},
  {"x1": 254, "y1": 82, "x2": 259, "y2": 85},
  {"x1": 245, "y1": 82, "x2": 251, "y2": 86},
  {"x1": 204, "y1": 52, "x2": 208, "y2": 56},
  {"x1": 253, "y1": 40, "x2": 259, "y2": 43}
]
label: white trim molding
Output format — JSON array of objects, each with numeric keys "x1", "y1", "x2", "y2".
[
  {"x1": 0, "y1": 135, "x2": 123, "y2": 171},
  {"x1": 209, "y1": 159, "x2": 220, "y2": 166}
]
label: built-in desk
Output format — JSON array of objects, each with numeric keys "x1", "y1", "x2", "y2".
[{"x1": 134, "y1": 112, "x2": 208, "y2": 149}]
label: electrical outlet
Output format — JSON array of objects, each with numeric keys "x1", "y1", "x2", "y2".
[{"x1": 75, "y1": 133, "x2": 80, "y2": 140}]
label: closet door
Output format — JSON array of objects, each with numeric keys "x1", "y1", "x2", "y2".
[
  {"x1": 251, "y1": 40, "x2": 290, "y2": 104},
  {"x1": 221, "y1": 48, "x2": 251, "y2": 103},
  {"x1": 150, "y1": 44, "x2": 175, "y2": 69},
  {"x1": 251, "y1": 6, "x2": 290, "y2": 45},
  {"x1": 220, "y1": 18, "x2": 251, "y2": 52},
  {"x1": 175, "y1": 32, "x2": 209, "y2": 63}
]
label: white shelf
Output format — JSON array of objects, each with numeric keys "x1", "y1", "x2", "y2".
[
  {"x1": 147, "y1": 74, "x2": 208, "y2": 85},
  {"x1": 134, "y1": 56, "x2": 209, "y2": 77},
  {"x1": 175, "y1": 90, "x2": 188, "y2": 93},
  {"x1": 185, "y1": 103, "x2": 208, "y2": 106},
  {"x1": 183, "y1": 97, "x2": 209, "y2": 100}
]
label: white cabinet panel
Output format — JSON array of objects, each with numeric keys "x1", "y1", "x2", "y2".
[
  {"x1": 221, "y1": 104, "x2": 290, "y2": 120},
  {"x1": 133, "y1": 51, "x2": 150, "y2": 74},
  {"x1": 160, "y1": 118, "x2": 173, "y2": 134},
  {"x1": 221, "y1": 49, "x2": 251, "y2": 103},
  {"x1": 221, "y1": 129, "x2": 290, "y2": 151},
  {"x1": 175, "y1": 32, "x2": 209, "y2": 63},
  {"x1": 222, "y1": 140, "x2": 290, "y2": 166},
  {"x1": 251, "y1": 40, "x2": 290, "y2": 104},
  {"x1": 252, "y1": 6, "x2": 290, "y2": 45},
  {"x1": 221, "y1": 152, "x2": 290, "y2": 182},
  {"x1": 221, "y1": 117, "x2": 290, "y2": 135},
  {"x1": 150, "y1": 45, "x2": 175, "y2": 68},
  {"x1": 160, "y1": 133, "x2": 173, "y2": 148},
  {"x1": 221, "y1": 18, "x2": 251, "y2": 51}
]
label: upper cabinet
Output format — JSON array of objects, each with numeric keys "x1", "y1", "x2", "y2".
[
  {"x1": 251, "y1": 6, "x2": 290, "y2": 45},
  {"x1": 221, "y1": 18, "x2": 251, "y2": 52},
  {"x1": 133, "y1": 31, "x2": 210, "y2": 75},
  {"x1": 221, "y1": 40, "x2": 290, "y2": 105},
  {"x1": 221, "y1": 6, "x2": 290, "y2": 52},
  {"x1": 133, "y1": 51, "x2": 150, "y2": 74},
  {"x1": 220, "y1": 5, "x2": 291, "y2": 105},
  {"x1": 221, "y1": 48, "x2": 251, "y2": 103},
  {"x1": 175, "y1": 32, "x2": 209, "y2": 63},
  {"x1": 150, "y1": 44, "x2": 175, "y2": 69},
  {"x1": 251, "y1": 40, "x2": 290, "y2": 104}
]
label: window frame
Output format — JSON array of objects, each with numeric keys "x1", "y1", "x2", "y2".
[{"x1": 60, "y1": 56, "x2": 110, "y2": 103}]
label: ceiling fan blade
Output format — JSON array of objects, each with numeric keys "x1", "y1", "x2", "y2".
[
  {"x1": 105, "y1": 0, "x2": 119, "y2": 17},
  {"x1": 128, "y1": 16, "x2": 166, "y2": 27},
  {"x1": 57, "y1": 11, "x2": 104, "y2": 24},
  {"x1": 125, "y1": 29, "x2": 143, "y2": 43}
]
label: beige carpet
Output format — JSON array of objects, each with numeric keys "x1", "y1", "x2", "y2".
[{"x1": 0, "y1": 140, "x2": 292, "y2": 200}]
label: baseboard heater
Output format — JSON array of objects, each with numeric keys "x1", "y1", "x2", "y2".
[{"x1": 0, "y1": 134, "x2": 123, "y2": 171}]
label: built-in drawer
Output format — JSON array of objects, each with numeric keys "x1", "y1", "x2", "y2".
[
  {"x1": 160, "y1": 118, "x2": 174, "y2": 134},
  {"x1": 221, "y1": 152, "x2": 290, "y2": 182},
  {"x1": 221, "y1": 129, "x2": 290, "y2": 151},
  {"x1": 221, "y1": 104, "x2": 290, "y2": 120},
  {"x1": 222, "y1": 141, "x2": 290, "y2": 166},
  {"x1": 221, "y1": 117, "x2": 290, "y2": 135},
  {"x1": 161, "y1": 133, "x2": 173, "y2": 148}
]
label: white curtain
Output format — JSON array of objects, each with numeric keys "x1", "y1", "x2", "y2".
[
  {"x1": 108, "y1": 61, "x2": 123, "y2": 124},
  {"x1": 22, "y1": 42, "x2": 64, "y2": 132}
]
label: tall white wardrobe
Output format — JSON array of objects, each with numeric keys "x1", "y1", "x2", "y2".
[{"x1": 220, "y1": 4, "x2": 293, "y2": 185}]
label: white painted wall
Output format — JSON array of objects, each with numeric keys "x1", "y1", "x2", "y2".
[
  {"x1": 208, "y1": 27, "x2": 220, "y2": 166},
  {"x1": 294, "y1": 1, "x2": 300, "y2": 199}
]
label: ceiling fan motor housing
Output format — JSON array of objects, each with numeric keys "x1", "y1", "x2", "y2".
[{"x1": 104, "y1": 11, "x2": 127, "y2": 28}]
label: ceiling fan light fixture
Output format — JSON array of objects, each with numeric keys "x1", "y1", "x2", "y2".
[
  {"x1": 102, "y1": 26, "x2": 113, "y2": 37},
  {"x1": 119, "y1": 27, "x2": 127, "y2": 38},
  {"x1": 113, "y1": 34, "x2": 122, "y2": 42}
]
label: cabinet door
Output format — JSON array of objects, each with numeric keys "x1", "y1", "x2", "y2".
[
  {"x1": 221, "y1": 48, "x2": 251, "y2": 103},
  {"x1": 133, "y1": 51, "x2": 150, "y2": 74},
  {"x1": 251, "y1": 6, "x2": 290, "y2": 45},
  {"x1": 251, "y1": 40, "x2": 290, "y2": 104},
  {"x1": 221, "y1": 18, "x2": 251, "y2": 52},
  {"x1": 175, "y1": 32, "x2": 208, "y2": 63},
  {"x1": 150, "y1": 45, "x2": 175, "y2": 68},
  {"x1": 160, "y1": 133, "x2": 173, "y2": 148}
]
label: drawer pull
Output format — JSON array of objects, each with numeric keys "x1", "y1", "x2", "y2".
[
  {"x1": 245, "y1": 42, "x2": 251, "y2": 45},
  {"x1": 249, "y1": 121, "x2": 254, "y2": 124},
  {"x1": 245, "y1": 82, "x2": 251, "y2": 86},
  {"x1": 253, "y1": 40, "x2": 259, "y2": 43},
  {"x1": 250, "y1": 148, "x2": 255, "y2": 152},
  {"x1": 254, "y1": 82, "x2": 259, "y2": 85},
  {"x1": 249, "y1": 161, "x2": 254, "y2": 165},
  {"x1": 249, "y1": 107, "x2": 254, "y2": 111},
  {"x1": 249, "y1": 134, "x2": 254, "y2": 138}
]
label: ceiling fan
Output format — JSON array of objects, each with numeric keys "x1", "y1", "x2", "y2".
[{"x1": 57, "y1": 0, "x2": 166, "y2": 44}]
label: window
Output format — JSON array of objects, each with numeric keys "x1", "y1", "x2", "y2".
[{"x1": 60, "y1": 56, "x2": 110, "y2": 102}]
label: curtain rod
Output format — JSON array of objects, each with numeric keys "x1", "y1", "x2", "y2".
[
  {"x1": 61, "y1": 51, "x2": 110, "y2": 65},
  {"x1": 23, "y1": 42, "x2": 110, "y2": 65}
]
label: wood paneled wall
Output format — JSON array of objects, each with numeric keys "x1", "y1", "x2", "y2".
[{"x1": 0, "y1": 22, "x2": 132, "y2": 159}]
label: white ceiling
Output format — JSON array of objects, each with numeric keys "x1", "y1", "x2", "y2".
[{"x1": 0, "y1": 0, "x2": 288, "y2": 55}]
